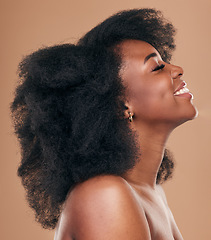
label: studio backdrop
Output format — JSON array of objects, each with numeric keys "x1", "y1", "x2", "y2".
[{"x1": 1, "y1": 0, "x2": 211, "y2": 239}]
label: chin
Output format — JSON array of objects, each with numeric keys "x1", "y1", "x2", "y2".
[
  {"x1": 176, "y1": 105, "x2": 198, "y2": 126},
  {"x1": 187, "y1": 104, "x2": 198, "y2": 120},
  {"x1": 191, "y1": 108, "x2": 198, "y2": 120}
]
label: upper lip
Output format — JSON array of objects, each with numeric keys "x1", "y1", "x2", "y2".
[{"x1": 174, "y1": 81, "x2": 187, "y2": 93}]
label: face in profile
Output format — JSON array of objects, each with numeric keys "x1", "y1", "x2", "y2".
[{"x1": 119, "y1": 40, "x2": 198, "y2": 129}]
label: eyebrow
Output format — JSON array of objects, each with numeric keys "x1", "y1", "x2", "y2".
[{"x1": 144, "y1": 52, "x2": 158, "y2": 64}]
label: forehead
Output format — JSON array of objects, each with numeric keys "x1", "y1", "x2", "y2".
[{"x1": 119, "y1": 40, "x2": 161, "y2": 62}]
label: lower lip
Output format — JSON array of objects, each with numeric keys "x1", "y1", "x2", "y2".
[{"x1": 174, "y1": 92, "x2": 193, "y2": 99}]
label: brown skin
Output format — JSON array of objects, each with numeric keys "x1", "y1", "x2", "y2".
[{"x1": 54, "y1": 40, "x2": 197, "y2": 240}]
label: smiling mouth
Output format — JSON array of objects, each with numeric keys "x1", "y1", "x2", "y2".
[
  {"x1": 174, "y1": 87, "x2": 190, "y2": 96},
  {"x1": 173, "y1": 86, "x2": 193, "y2": 99},
  {"x1": 173, "y1": 80, "x2": 193, "y2": 99}
]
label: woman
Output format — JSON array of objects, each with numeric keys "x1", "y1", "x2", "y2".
[{"x1": 11, "y1": 8, "x2": 197, "y2": 240}]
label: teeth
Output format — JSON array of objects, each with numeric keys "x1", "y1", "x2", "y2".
[{"x1": 174, "y1": 87, "x2": 189, "y2": 96}]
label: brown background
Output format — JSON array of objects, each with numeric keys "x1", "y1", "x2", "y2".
[{"x1": 1, "y1": 0, "x2": 211, "y2": 239}]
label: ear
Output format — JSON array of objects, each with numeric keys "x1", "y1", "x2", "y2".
[{"x1": 124, "y1": 101, "x2": 134, "y2": 119}]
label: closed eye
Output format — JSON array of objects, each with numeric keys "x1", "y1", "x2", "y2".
[{"x1": 152, "y1": 64, "x2": 165, "y2": 71}]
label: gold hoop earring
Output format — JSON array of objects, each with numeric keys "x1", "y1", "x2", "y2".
[{"x1": 128, "y1": 112, "x2": 133, "y2": 122}]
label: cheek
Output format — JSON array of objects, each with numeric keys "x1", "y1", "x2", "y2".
[
  {"x1": 129, "y1": 87, "x2": 158, "y2": 119},
  {"x1": 130, "y1": 80, "x2": 170, "y2": 108},
  {"x1": 129, "y1": 80, "x2": 175, "y2": 120}
]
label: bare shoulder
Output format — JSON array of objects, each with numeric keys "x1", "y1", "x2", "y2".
[
  {"x1": 156, "y1": 184, "x2": 168, "y2": 205},
  {"x1": 62, "y1": 175, "x2": 151, "y2": 240},
  {"x1": 70, "y1": 174, "x2": 130, "y2": 197},
  {"x1": 66, "y1": 175, "x2": 141, "y2": 216},
  {"x1": 155, "y1": 184, "x2": 184, "y2": 239}
]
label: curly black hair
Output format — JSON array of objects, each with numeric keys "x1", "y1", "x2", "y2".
[{"x1": 10, "y1": 8, "x2": 176, "y2": 229}]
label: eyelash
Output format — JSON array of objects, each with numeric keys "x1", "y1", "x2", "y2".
[{"x1": 152, "y1": 64, "x2": 165, "y2": 72}]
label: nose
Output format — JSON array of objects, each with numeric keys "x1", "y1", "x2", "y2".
[{"x1": 170, "y1": 64, "x2": 184, "y2": 79}]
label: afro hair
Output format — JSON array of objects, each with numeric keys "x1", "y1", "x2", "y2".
[{"x1": 10, "y1": 8, "x2": 176, "y2": 229}]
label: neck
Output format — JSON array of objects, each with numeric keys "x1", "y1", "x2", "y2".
[{"x1": 123, "y1": 121, "x2": 173, "y2": 189}]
